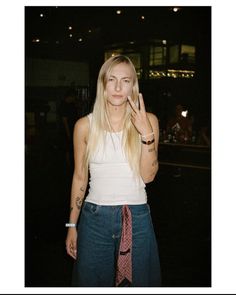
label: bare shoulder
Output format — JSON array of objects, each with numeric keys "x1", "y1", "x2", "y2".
[
  {"x1": 147, "y1": 112, "x2": 159, "y2": 126},
  {"x1": 74, "y1": 115, "x2": 90, "y2": 139}
]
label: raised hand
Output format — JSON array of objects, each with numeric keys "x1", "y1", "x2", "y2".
[{"x1": 127, "y1": 93, "x2": 153, "y2": 136}]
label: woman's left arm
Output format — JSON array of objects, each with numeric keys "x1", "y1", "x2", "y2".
[
  {"x1": 128, "y1": 94, "x2": 159, "y2": 183},
  {"x1": 140, "y1": 112, "x2": 159, "y2": 183}
]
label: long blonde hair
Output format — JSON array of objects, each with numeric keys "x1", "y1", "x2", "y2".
[{"x1": 85, "y1": 55, "x2": 141, "y2": 175}]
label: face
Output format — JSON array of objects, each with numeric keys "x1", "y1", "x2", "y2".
[{"x1": 105, "y1": 62, "x2": 134, "y2": 107}]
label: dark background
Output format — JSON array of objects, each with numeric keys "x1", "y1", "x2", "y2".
[{"x1": 25, "y1": 6, "x2": 211, "y2": 287}]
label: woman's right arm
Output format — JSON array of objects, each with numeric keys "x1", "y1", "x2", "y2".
[{"x1": 65, "y1": 116, "x2": 89, "y2": 259}]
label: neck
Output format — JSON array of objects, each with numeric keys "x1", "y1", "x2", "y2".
[
  {"x1": 107, "y1": 101, "x2": 126, "y2": 116},
  {"x1": 106, "y1": 102, "x2": 127, "y2": 131}
]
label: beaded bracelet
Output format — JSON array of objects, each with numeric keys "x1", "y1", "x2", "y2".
[
  {"x1": 65, "y1": 223, "x2": 76, "y2": 227},
  {"x1": 141, "y1": 132, "x2": 154, "y2": 139}
]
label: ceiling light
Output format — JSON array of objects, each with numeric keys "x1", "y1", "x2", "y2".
[{"x1": 173, "y1": 7, "x2": 179, "y2": 12}]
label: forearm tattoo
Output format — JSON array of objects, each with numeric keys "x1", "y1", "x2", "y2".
[
  {"x1": 76, "y1": 197, "x2": 83, "y2": 210},
  {"x1": 148, "y1": 148, "x2": 155, "y2": 153},
  {"x1": 73, "y1": 186, "x2": 86, "y2": 211}
]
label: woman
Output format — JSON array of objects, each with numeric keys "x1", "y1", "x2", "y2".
[{"x1": 65, "y1": 55, "x2": 161, "y2": 287}]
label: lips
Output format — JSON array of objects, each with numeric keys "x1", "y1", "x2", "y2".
[{"x1": 112, "y1": 95, "x2": 123, "y2": 99}]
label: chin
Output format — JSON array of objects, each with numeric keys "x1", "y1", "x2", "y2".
[{"x1": 108, "y1": 99, "x2": 127, "y2": 107}]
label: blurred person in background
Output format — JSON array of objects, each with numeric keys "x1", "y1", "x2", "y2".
[{"x1": 166, "y1": 103, "x2": 192, "y2": 143}]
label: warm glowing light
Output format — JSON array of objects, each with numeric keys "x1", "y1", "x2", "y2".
[
  {"x1": 141, "y1": 15, "x2": 145, "y2": 20},
  {"x1": 162, "y1": 40, "x2": 167, "y2": 45},
  {"x1": 68, "y1": 26, "x2": 72, "y2": 30},
  {"x1": 32, "y1": 38, "x2": 40, "y2": 43},
  {"x1": 78, "y1": 38, "x2": 83, "y2": 42},
  {"x1": 40, "y1": 13, "x2": 44, "y2": 17},
  {"x1": 181, "y1": 110, "x2": 188, "y2": 117},
  {"x1": 69, "y1": 34, "x2": 73, "y2": 38},
  {"x1": 149, "y1": 69, "x2": 195, "y2": 79},
  {"x1": 173, "y1": 7, "x2": 179, "y2": 12},
  {"x1": 116, "y1": 10, "x2": 122, "y2": 15}
]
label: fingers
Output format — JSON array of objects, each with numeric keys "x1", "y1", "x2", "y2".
[
  {"x1": 128, "y1": 93, "x2": 145, "y2": 113},
  {"x1": 66, "y1": 240, "x2": 77, "y2": 260},
  {"x1": 127, "y1": 95, "x2": 138, "y2": 113},
  {"x1": 138, "y1": 93, "x2": 146, "y2": 112}
]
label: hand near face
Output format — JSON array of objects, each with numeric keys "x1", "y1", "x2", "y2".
[{"x1": 127, "y1": 93, "x2": 153, "y2": 135}]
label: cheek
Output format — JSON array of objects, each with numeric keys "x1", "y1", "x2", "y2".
[
  {"x1": 105, "y1": 84, "x2": 112, "y2": 95},
  {"x1": 125, "y1": 84, "x2": 133, "y2": 96}
]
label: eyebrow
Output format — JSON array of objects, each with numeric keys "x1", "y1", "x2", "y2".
[{"x1": 109, "y1": 75, "x2": 132, "y2": 79}]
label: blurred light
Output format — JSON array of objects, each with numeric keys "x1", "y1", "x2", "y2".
[
  {"x1": 68, "y1": 26, "x2": 72, "y2": 30},
  {"x1": 69, "y1": 34, "x2": 73, "y2": 38},
  {"x1": 32, "y1": 38, "x2": 40, "y2": 43},
  {"x1": 88, "y1": 29, "x2": 92, "y2": 33},
  {"x1": 78, "y1": 38, "x2": 83, "y2": 42},
  {"x1": 181, "y1": 110, "x2": 188, "y2": 117},
  {"x1": 130, "y1": 41, "x2": 134, "y2": 44},
  {"x1": 56, "y1": 40, "x2": 60, "y2": 44},
  {"x1": 173, "y1": 7, "x2": 179, "y2": 12},
  {"x1": 40, "y1": 13, "x2": 44, "y2": 18},
  {"x1": 116, "y1": 10, "x2": 122, "y2": 15},
  {"x1": 141, "y1": 15, "x2": 145, "y2": 20},
  {"x1": 162, "y1": 40, "x2": 167, "y2": 45},
  {"x1": 149, "y1": 69, "x2": 195, "y2": 79}
]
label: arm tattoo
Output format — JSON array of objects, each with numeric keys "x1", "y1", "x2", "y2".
[
  {"x1": 80, "y1": 186, "x2": 85, "y2": 192},
  {"x1": 76, "y1": 197, "x2": 83, "y2": 210},
  {"x1": 148, "y1": 148, "x2": 155, "y2": 153}
]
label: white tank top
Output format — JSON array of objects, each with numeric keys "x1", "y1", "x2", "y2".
[{"x1": 85, "y1": 114, "x2": 147, "y2": 205}]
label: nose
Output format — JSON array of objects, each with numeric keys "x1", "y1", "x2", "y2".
[{"x1": 115, "y1": 80, "x2": 121, "y2": 92}]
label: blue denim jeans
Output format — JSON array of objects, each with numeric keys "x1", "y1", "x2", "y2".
[{"x1": 72, "y1": 202, "x2": 161, "y2": 287}]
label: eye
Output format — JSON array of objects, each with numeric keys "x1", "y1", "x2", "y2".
[
  {"x1": 108, "y1": 77, "x2": 114, "y2": 81},
  {"x1": 124, "y1": 79, "x2": 130, "y2": 83}
]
